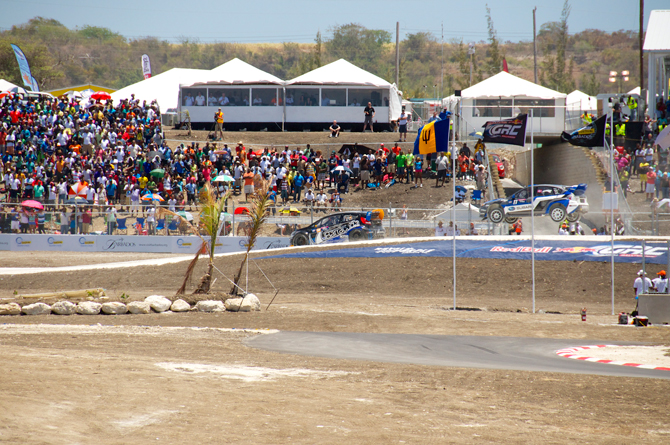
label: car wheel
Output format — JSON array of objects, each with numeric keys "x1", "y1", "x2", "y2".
[
  {"x1": 549, "y1": 204, "x2": 567, "y2": 222},
  {"x1": 293, "y1": 233, "x2": 309, "y2": 246},
  {"x1": 349, "y1": 230, "x2": 364, "y2": 241},
  {"x1": 504, "y1": 217, "x2": 518, "y2": 224},
  {"x1": 487, "y1": 205, "x2": 504, "y2": 224},
  {"x1": 566, "y1": 211, "x2": 581, "y2": 222}
]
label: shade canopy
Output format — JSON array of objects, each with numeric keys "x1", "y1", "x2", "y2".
[
  {"x1": 643, "y1": 10, "x2": 670, "y2": 52},
  {"x1": 188, "y1": 58, "x2": 283, "y2": 86},
  {"x1": 460, "y1": 72, "x2": 566, "y2": 100},
  {"x1": 287, "y1": 59, "x2": 392, "y2": 87},
  {"x1": 566, "y1": 90, "x2": 597, "y2": 111}
]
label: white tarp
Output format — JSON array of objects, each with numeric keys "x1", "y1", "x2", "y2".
[
  {"x1": 436, "y1": 203, "x2": 481, "y2": 223},
  {"x1": 189, "y1": 58, "x2": 283, "y2": 86},
  {"x1": 0, "y1": 79, "x2": 18, "y2": 92},
  {"x1": 111, "y1": 68, "x2": 209, "y2": 112},
  {"x1": 566, "y1": 90, "x2": 597, "y2": 112},
  {"x1": 461, "y1": 71, "x2": 566, "y2": 99},
  {"x1": 287, "y1": 59, "x2": 392, "y2": 87}
]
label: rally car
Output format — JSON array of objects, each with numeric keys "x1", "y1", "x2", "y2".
[
  {"x1": 479, "y1": 184, "x2": 589, "y2": 224},
  {"x1": 290, "y1": 211, "x2": 385, "y2": 246},
  {"x1": 491, "y1": 153, "x2": 506, "y2": 179}
]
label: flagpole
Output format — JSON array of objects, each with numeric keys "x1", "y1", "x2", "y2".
[
  {"x1": 610, "y1": 107, "x2": 615, "y2": 315},
  {"x1": 451, "y1": 116, "x2": 456, "y2": 311},
  {"x1": 531, "y1": 109, "x2": 535, "y2": 314}
]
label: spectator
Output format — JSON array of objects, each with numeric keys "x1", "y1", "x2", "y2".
[
  {"x1": 329, "y1": 120, "x2": 340, "y2": 138},
  {"x1": 435, "y1": 220, "x2": 447, "y2": 236},
  {"x1": 363, "y1": 102, "x2": 375, "y2": 132}
]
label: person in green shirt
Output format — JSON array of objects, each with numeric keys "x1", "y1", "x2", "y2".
[
  {"x1": 33, "y1": 181, "x2": 45, "y2": 203},
  {"x1": 405, "y1": 153, "x2": 415, "y2": 184},
  {"x1": 396, "y1": 151, "x2": 406, "y2": 183}
]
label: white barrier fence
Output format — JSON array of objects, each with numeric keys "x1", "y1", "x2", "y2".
[{"x1": 0, "y1": 234, "x2": 290, "y2": 254}]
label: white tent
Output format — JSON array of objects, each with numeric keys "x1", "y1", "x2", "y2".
[
  {"x1": 192, "y1": 58, "x2": 283, "y2": 85},
  {"x1": 627, "y1": 86, "x2": 641, "y2": 95},
  {"x1": 461, "y1": 71, "x2": 566, "y2": 99},
  {"x1": 288, "y1": 59, "x2": 392, "y2": 87},
  {"x1": 111, "y1": 68, "x2": 209, "y2": 112},
  {"x1": 0, "y1": 79, "x2": 18, "y2": 92},
  {"x1": 566, "y1": 90, "x2": 597, "y2": 112},
  {"x1": 436, "y1": 203, "x2": 481, "y2": 223}
]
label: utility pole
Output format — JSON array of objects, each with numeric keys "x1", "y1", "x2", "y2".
[
  {"x1": 533, "y1": 7, "x2": 538, "y2": 84},
  {"x1": 639, "y1": 0, "x2": 644, "y2": 93},
  {"x1": 468, "y1": 43, "x2": 475, "y2": 87},
  {"x1": 395, "y1": 22, "x2": 400, "y2": 87},
  {"x1": 441, "y1": 22, "x2": 444, "y2": 99}
]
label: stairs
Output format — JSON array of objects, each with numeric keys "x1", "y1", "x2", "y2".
[
  {"x1": 487, "y1": 154, "x2": 506, "y2": 199},
  {"x1": 581, "y1": 147, "x2": 608, "y2": 188}
]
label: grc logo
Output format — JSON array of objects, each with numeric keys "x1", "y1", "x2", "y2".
[{"x1": 488, "y1": 124, "x2": 523, "y2": 137}]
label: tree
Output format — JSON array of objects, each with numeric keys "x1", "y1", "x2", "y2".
[
  {"x1": 538, "y1": 0, "x2": 576, "y2": 93},
  {"x1": 326, "y1": 23, "x2": 391, "y2": 74},
  {"x1": 453, "y1": 40, "x2": 482, "y2": 89},
  {"x1": 485, "y1": 5, "x2": 504, "y2": 75}
]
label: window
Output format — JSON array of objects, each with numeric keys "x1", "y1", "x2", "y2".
[
  {"x1": 205, "y1": 88, "x2": 250, "y2": 106},
  {"x1": 321, "y1": 89, "x2": 346, "y2": 107},
  {"x1": 182, "y1": 88, "x2": 207, "y2": 107},
  {"x1": 473, "y1": 99, "x2": 555, "y2": 118},
  {"x1": 286, "y1": 88, "x2": 319, "y2": 106},
  {"x1": 515, "y1": 99, "x2": 555, "y2": 118},
  {"x1": 348, "y1": 89, "x2": 386, "y2": 107},
  {"x1": 252, "y1": 88, "x2": 279, "y2": 106}
]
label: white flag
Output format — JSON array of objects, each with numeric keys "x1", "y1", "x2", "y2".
[{"x1": 141, "y1": 54, "x2": 152, "y2": 79}]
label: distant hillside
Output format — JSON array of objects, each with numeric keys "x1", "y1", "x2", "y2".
[{"x1": 0, "y1": 17, "x2": 644, "y2": 99}]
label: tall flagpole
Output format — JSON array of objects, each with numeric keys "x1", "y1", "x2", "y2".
[
  {"x1": 530, "y1": 109, "x2": 535, "y2": 314},
  {"x1": 610, "y1": 108, "x2": 615, "y2": 315},
  {"x1": 452, "y1": 115, "x2": 456, "y2": 311}
]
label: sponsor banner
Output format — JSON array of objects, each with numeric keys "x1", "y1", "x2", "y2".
[
  {"x1": 561, "y1": 114, "x2": 606, "y2": 147},
  {"x1": 11, "y1": 44, "x2": 33, "y2": 89},
  {"x1": 259, "y1": 239, "x2": 669, "y2": 264},
  {"x1": 141, "y1": 54, "x2": 152, "y2": 80},
  {"x1": 482, "y1": 114, "x2": 527, "y2": 147}
]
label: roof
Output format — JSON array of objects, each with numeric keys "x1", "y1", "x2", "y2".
[
  {"x1": 643, "y1": 10, "x2": 670, "y2": 52},
  {"x1": 566, "y1": 90, "x2": 597, "y2": 111},
  {"x1": 48, "y1": 84, "x2": 116, "y2": 96},
  {"x1": 287, "y1": 59, "x2": 392, "y2": 87},
  {"x1": 461, "y1": 72, "x2": 566, "y2": 99},
  {"x1": 189, "y1": 58, "x2": 283, "y2": 86},
  {"x1": 0, "y1": 79, "x2": 18, "y2": 91},
  {"x1": 111, "y1": 68, "x2": 209, "y2": 111}
]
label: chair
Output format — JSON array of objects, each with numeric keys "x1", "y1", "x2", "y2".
[
  {"x1": 471, "y1": 189, "x2": 483, "y2": 205},
  {"x1": 135, "y1": 217, "x2": 147, "y2": 235},
  {"x1": 167, "y1": 219, "x2": 178, "y2": 235},
  {"x1": 156, "y1": 218, "x2": 165, "y2": 232},
  {"x1": 116, "y1": 218, "x2": 128, "y2": 234}
]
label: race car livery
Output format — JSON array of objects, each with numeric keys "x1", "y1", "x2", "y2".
[
  {"x1": 479, "y1": 183, "x2": 588, "y2": 224},
  {"x1": 290, "y1": 212, "x2": 385, "y2": 246}
]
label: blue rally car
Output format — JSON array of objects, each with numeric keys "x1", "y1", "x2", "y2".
[
  {"x1": 479, "y1": 184, "x2": 589, "y2": 224},
  {"x1": 290, "y1": 211, "x2": 385, "y2": 246}
]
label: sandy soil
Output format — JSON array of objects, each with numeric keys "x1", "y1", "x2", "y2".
[{"x1": 1, "y1": 247, "x2": 670, "y2": 443}]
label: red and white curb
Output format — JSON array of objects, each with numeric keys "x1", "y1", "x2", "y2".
[{"x1": 556, "y1": 345, "x2": 670, "y2": 371}]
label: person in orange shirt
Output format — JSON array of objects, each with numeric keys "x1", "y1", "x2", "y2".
[{"x1": 242, "y1": 168, "x2": 255, "y2": 202}]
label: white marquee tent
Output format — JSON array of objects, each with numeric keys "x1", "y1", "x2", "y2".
[
  {"x1": 566, "y1": 90, "x2": 597, "y2": 112},
  {"x1": 0, "y1": 79, "x2": 19, "y2": 92},
  {"x1": 192, "y1": 58, "x2": 283, "y2": 86}
]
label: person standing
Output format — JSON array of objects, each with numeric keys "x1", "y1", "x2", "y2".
[
  {"x1": 214, "y1": 108, "x2": 224, "y2": 141},
  {"x1": 363, "y1": 102, "x2": 375, "y2": 132},
  {"x1": 436, "y1": 152, "x2": 448, "y2": 187},
  {"x1": 633, "y1": 270, "x2": 652, "y2": 301},
  {"x1": 652, "y1": 271, "x2": 668, "y2": 293},
  {"x1": 413, "y1": 156, "x2": 423, "y2": 188},
  {"x1": 398, "y1": 109, "x2": 408, "y2": 142}
]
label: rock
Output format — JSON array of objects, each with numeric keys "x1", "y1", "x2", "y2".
[
  {"x1": 101, "y1": 302, "x2": 128, "y2": 315},
  {"x1": 0, "y1": 303, "x2": 21, "y2": 315},
  {"x1": 127, "y1": 301, "x2": 152, "y2": 314},
  {"x1": 225, "y1": 294, "x2": 261, "y2": 312},
  {"x1": 196, "y1": 300, "x2": 225, "y2": 312},
  {"x1": 170, "y1": 299, "x2": 191, "y2": 312},
  {"x1": 144, "y1": 295, "x2": 172, "y2": 313},
  {"x1": 77, "y1": 301, "x2": 102, "y2": 315},
  {"x1": 21, "y1": 302, "x2": 52, "y2": 316},
  {"x1": 51, "y1": 301, "x2": 77, "y2": 315}
]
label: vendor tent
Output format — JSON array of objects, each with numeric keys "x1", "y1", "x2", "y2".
[
  {"x1": 192, "y1": 58, "x2": 283, "y2": 85},
  {"x1": 436, "y1": 203, "x2": 481, "y2": 224},
  {"x1": 567, "y1": 90, "x2": 597, "y2": 112},
  {"x1": 112, "y1": 68, "x2": 209, "y2": 112},
  {"x1": 0, "y1": 79, "x2": 19, "y2": 92}
]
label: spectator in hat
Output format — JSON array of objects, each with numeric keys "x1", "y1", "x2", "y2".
[
  {"x1": 633, "y1": 270, "x2": 652, "y2": 300},
  {"x1": 652, "y1": 271, "x2": 668, "y2": 293}
]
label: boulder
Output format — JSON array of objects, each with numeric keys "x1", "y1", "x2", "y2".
[
  {"x1": 77, "y1": 301, "x2": 102, "y2": 315},
  {"x1": 170, "y1": 299, "x2": 191, "y2": 312},
  {"x1": 195, "y1": 300, "x2": 225, "y2": 312},
  {"x1": 0, "y1": 303, "x2": 22, "y2": 316},
  {"x1": 51, "y1": 301, "x2": 77, "y2": 315},
  {"x1": 225, "y1": 294, "x2": 261, "y2": 312},
  {"x1": 21, "y1": 302, "x2": 52, "y2": 316},
  {"x1": 101, "y1": 302, "x2": 128, "y2": 315},
  {"x1": 127, "y1": 301, "x2": 152, "y2": 314},
  {"x1": 144, "y1": 295, "x2": 172, "y2": 313}
]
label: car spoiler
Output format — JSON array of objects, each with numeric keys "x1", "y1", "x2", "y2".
[{"x1": 566, "y1": 183, "x2": 587, "y2": 196}]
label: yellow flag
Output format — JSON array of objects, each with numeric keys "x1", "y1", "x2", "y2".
[{"x1": 417, "y1": 121, "x2": 437, "y2": 155}]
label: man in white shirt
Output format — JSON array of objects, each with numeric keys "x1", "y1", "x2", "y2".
[
  {"x1": 315, "y1": 191, "x2": 327, "y2": 211},
  {"x1": 633, "y1": 270, "x2": 652, "y2": 300},
  {"x1": 195, "y1": 93, "x2": 206, "y2": 106},
  {"x1": 436, "y1": 153, "x2": 448, "y2": 187},
  {"x1": 304, "y1": 189, "x2": 315, "y2": 205},
  {"x1": 435, "y1": 220, "x2": 447, "y2": 236},
  {"x1": 652, "y1": 271, "x2": 668, "y2": 293}
]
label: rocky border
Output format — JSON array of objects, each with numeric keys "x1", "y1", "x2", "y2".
[
  {"x1": 0, "y1": 294, "x2": 261, "y2": 316},
  {"x1": 556, "y1": 345, "x2": 670, "y2": 371}
]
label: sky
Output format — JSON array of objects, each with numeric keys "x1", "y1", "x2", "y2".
[{"x1": 2, "y1": 0, "x2": 668, "y2": 44}]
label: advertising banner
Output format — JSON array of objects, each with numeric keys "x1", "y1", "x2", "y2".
[
  {"x1": 10, "y1": 44, "x2": 33, "y2": 89},
  {"x1": 482, "y1": 114, "x2": 528, "y2": 147},
  {"x1": 561, "y1": 114, "x2": 606, "y2": 147},
  {"x1": 141, "y1": 54, "x2": 152, "y2": 80}
]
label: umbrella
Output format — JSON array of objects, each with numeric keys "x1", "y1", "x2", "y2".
[
  {"x1": 68, "y1": 182, "x2": 89, "y2": 197},
  {"x1": 656, "y1": 126, "x2": 670, "y2": 151},
  {"x1": 212, "y1": 150, "x2": 227, "y2": 155},
  {"x1": 21, "y1": 200, "x2": 44, "y2": 210},
  {"x1": 234, "y1": 206, "x2": 250, "y2": 215},
  {"x1": 331, "y1": 166, "x2": 353, "y2": 175},
  {"x1": 339, "y1": 144, "x2": 373, "y2": 155},
  {"x1": 150, "y1": 168, "x2": 165, "y2": 178},
  {"x1": 220, "y1": 212, "x2": 234, "y2": 221},
  {"x1": 177, "y1": 210, "x2": 194, "y2": 221},
  {"x1": 91, "y1": 91, "x2": 112, "y2": 101},
  {"x1": 213, "y1": 174, "x2": 234, "y2": 182},
  {"x1": 65, "y1": 90, "x2": 83, "y2": 99},
  {"x1": 469, "y1": 131, "x2": 484, "y2": 139},
  {"x1": 141, "y1": 193, "x2": 164, "y2": 202},
  {"x1": 9, "y1": 86, "x2": 27, "y2": 95},
  {"x1": 148, "y1": 150, "x2": 164, "y2": 160},
  {"x1": 65, "y1": 196, "x2": 88, "y2": 205},
  {"x1": 279, "y1": 207, "x2": 301, "y2": 215}
]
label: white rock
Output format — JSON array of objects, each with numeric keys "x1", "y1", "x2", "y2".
[
  {"x1": 101, "y1": 302, "x2": 128, "y2": 315},
  {"x1": 196, "y1": 300, "x2": 225, "y2": 312},
  {"x1": 170, "y1": 299, "x2": 191, "y2": 312},
  {"x1": 51, "y1": 301, "x2": 77, "y2": 315},
  {"x1": 0, "y1": 303, "x2": 22, "y2": 315},
  {"x1": 225, "y1": 294, "x2": 261, "y2": 312},
  {"x1": 144, "y1": 295, "x2": 172, "y2": 313},
  {"x1": 77, "y1": 301, "x2": 102, "y2": 315},
  {"x1": 127, "y1": 301, "x2": 152, "y2": 314},
  {"x1": 21, "y1": 302, "x2": 52, "y2": 316}
]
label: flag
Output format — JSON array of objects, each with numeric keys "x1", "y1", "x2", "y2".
[
  {"x1": 502, "y1": 58, "x2": 509, "y2": 73},
  {"x1": 30, "y1": 76, "x2": 39, "y2": 92},
  {"x1": 482, "y1": 114, "x2": 528, "y2": 146},
  {"x1": 11, "y1": 44, "x2": 34, "y2": 89},
  {"x1": 561, "y1": 115, "x2": 607, "y2": 148},
  {"x1": 413, "y1": 118, "x2": 450, "y2": 155},
  {"x1": 141, "y1": 54, "x2": 152, "y2": 79}
]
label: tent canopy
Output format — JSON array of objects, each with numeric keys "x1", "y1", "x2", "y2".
[
  {"x1": 189, "y1": 58, "x2": 283, "y2": 86},
  {"x1": 0, "y1": 79, "x2": 19, "y2": 92},
  {"x1": 436, "y1": 203, "x2": 481, "y2": 222},
  {"x1": 566, "y1": 90, "x2": 597, "y2": 111},
  {"x1": 461, "y1": 72, "x2": 566, "y2": 100},
  {"x1": 111, "y1": 68, "x2": 209, "y2": 111},
  {"x1": 643, "y1": 10, "x2": 670, "y2": 52},
  {"x1": 287, "y1": 59, "x2": 392, "y2": 87}
]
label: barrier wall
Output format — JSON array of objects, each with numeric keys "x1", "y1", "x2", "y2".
[{"x1": 0, "y1": 234, "x2": 290, "y2": 254}]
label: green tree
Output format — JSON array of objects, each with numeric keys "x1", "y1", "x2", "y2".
[
  {"x1": 485, "y1": 5, "x2": 504, "y2": 75},
  {"x1": 539, "y1": 0, "x2": 575, "y2": 93},
  {"x1": 326, "y1": 23, "x2": 391, "y2": 74}
]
